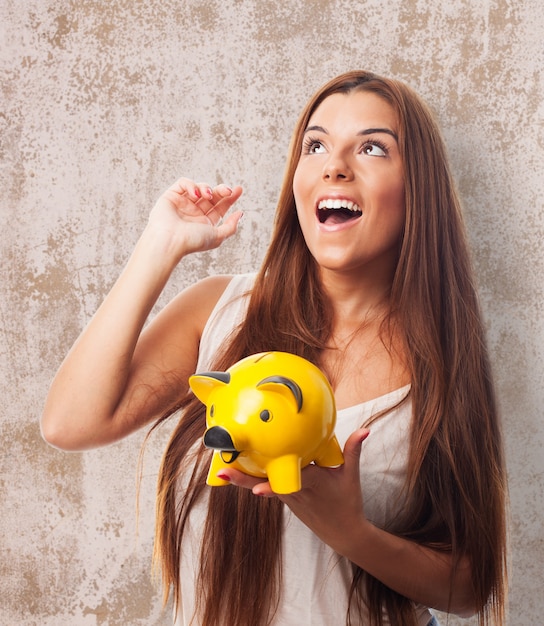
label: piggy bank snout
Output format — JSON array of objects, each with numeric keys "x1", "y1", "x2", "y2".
[{"x1": 204, "y1": 426, "x2": 237, "y2": 452}]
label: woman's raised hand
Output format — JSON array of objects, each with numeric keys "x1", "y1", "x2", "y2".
[{"x1": 147, "y1": 177, "x2": 244, "y2": 260}]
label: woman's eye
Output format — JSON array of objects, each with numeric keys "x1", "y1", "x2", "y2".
[
  {"x1": 310, "y1": 141, "x2": 325, "y2": 153},
  {"x1": 363, "y1": 142, "x2": 387, "y2": 157},
  {"x1": 303, "y1": 139, "x2": 326, "y2": 154}
]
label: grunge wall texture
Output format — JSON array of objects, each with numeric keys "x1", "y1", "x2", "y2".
[{"x1": 1, "y1": 1, "x2": 543, "y2": 624}]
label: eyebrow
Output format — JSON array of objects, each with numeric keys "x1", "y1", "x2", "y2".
[{"x1": 304, "y1": 124, "x2": 398, "y2": 142}]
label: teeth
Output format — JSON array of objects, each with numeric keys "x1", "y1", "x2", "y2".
[{"x1": 318, "y1": 199, "x2": 361, "y2": 212}]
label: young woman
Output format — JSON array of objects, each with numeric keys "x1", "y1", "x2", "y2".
[{"x1": 42, "y1": 70, "x2": 508, "y2": 626}]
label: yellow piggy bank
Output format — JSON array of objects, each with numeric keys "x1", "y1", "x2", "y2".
[{"x1": 189, "y1": 351, "x2": 344, "y2": 494}]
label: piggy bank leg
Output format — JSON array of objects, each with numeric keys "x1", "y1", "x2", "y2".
[
  {"x1": 315, "y1": 436, "x2": 344, "y2": 468},
  {"x1": 206, "y1": 452, "x2": 231, "y2": 487},
  {"x1": 266, "y1": 455, "x2": 302, "y2": 494}
]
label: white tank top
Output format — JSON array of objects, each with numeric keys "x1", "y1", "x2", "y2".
[{"x1": 175, "y1": 273, "x2": 433, "y2": 626}]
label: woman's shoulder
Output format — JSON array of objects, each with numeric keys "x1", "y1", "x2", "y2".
[
  {"x1": 190, "y1": 273, "x2": 235, "y2": 297},
  {"x1": 191, "y1": 272, "x2": 255, "y2": 297},
  {"x1": 152, "y1": 275, "x2": 241, "y2": 347},
  {"x1": 187, "y1": 272, "x2": 255, "y2": 317},
  {"x1": 173, "y1": 273, "x2": 251, "y2": 313},
  {"x1": 164, "y1": 274, "x2": 232, "y2": 327},
  {"x1": 195, "y1": 273, "x2": 256, "y2": 370},
  {"x1": 148, "y1": 274, "x2": 255, "y2": 376}
]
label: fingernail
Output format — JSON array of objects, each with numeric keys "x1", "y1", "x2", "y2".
[
  {"x1": 217, "y1": 472, "x2": 230, "y2": 482},
  {"x1": 207, "y1": 188, "x2": 213, "y2": 199},
  {"x1": 194, "y1": 188, "x2": 201, "y2": 199}
]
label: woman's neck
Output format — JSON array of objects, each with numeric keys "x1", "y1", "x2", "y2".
[{"x1": 319, "y1": 267, "x2": 393, "y2": 337}]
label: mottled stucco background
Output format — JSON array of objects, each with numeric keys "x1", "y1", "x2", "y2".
[{"x1": 1, "y1": 1, "x2": 543, "y2": 624}]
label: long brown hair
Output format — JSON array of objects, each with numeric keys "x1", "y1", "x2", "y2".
[{"x1": 152, "y1": 71, "x2": 507, "y2": 625}]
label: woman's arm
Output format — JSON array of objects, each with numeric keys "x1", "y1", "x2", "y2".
[
  {"x1": 41, "y1": 178, "x2": 243, "y2": 451},
  {"x1": 220, "y1": 429, "x2": 476, "y2": 617}
]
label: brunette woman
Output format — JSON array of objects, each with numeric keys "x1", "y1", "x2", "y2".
[{"x1": 42, "y1": 70, "x2": 508, "y2": 626}]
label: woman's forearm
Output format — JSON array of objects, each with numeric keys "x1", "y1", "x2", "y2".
[
  {"x1": 41, "y1": 179, "x2": 243, "y2": 451},
  {"x1": 336, "y1": 519, "x2": 475, "y2": 617},
  {"x1": 40, "y1": 225, "x2": 185, "y2": 450},
  {"x1": 251, "y1": 429, "x2": 479, "y2": 618}
]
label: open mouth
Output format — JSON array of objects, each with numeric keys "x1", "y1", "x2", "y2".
[{"x1": 317, "y1": 199, "x2": 362, "y2": 225}]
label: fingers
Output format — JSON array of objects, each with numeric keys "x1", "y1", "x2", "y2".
[
  {"x1": 191, "y1": 181, "x2": 239, "y2": 204},
  {"x1": 164, "y1": 178, "x2": 243, "y2": 224},
  {"x1": 216, "y1": 468, "x2": 271, "y2": 494},
  {"x1": 167, "y1": 177, "x2": 204, "y2": 202},
  {"x1": 213, "y1": 429, "x2": 371, "y2": 502},
  {"x1": 202, "y1": 185, "x2": 243, "y2": 226},
  {"x1": 170, "y1": 178, "x2": 242, "y2": 208}
]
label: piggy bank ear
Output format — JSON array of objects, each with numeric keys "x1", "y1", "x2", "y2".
[
  {"x1": 189, "y1": 371, "x2": 230, "y2": 403},
  {"x1": 257, "y1": 376, "x2": 303, "y2": 413}
]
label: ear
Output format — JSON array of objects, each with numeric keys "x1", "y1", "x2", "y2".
[
  {"x1": 257, "y1": 376, "x2": 303, "y2": 413},
  {"x1": 189, "y1": 371, "x2": 230, "y2": 403}
]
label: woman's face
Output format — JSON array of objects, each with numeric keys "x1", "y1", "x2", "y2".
[{"x1": 293, "y1": 90, "x2": 405, "y2": 282}]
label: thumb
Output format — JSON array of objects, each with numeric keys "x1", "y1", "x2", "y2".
[
  {"x1": 343, "y1": 428, "x2": 370, "y2": 468},
  {"x1": 207, "y1": 210, "x2": 244, "y2": 249}
]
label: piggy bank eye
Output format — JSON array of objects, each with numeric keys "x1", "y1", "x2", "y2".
[
  {"x1": 260, "y1": 409, "x2": 272, "y2": 422},
  {"x1": 209, "y1": 405, "x2": 215, "y2": 417}
]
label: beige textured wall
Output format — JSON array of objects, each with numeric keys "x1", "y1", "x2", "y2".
[{"x1": 1, "y1": 1, "x2": 542, "y2": 624}]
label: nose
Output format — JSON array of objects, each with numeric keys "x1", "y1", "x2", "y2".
[
  {"x1": 204, "y1": 426, "x2": 237, "y2": 451},
  {"x1": 322, "y1": 152, "x2": 354, "y2": 182}
]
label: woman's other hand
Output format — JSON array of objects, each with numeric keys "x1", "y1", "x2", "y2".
[{"x1": 217, "y1": 428, "x2": 371, "y2": 554}]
